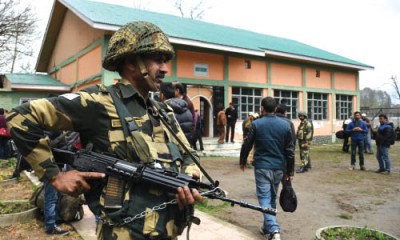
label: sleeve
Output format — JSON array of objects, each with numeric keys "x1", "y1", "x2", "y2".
[
  {"x1": 305, "y1": 122, "x2": 313, "y2": 141},
  {"x1": 284, "y1": 126, "x2": 295, "y2": 176},
  {"x1": 6, "y1": 92, "x2": 100, "y2": 181},
  {"x1": 362, "y1": 122, "x2": 369, "y2": 134},
  {"x1": 239, "y1": 123, "x2": 256, "y2": 165},
  {"x1": 345, "y1": 122, "x2": 353, "y2": 133}
]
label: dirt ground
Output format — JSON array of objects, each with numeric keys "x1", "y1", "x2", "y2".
[
  {"x1": 200, "y1": 143, "x2": 400, "y2": 240},
  {"x1": 0, "y1": 143, "x2": 399, "y2": 240}
]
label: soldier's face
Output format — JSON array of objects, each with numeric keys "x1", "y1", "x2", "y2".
[
  {"x1": 299, "y1": 115, "x2": 305, "y2": 121},
  {"x1": 142, "y1": 53, "x2": 169, "y2": 91}
]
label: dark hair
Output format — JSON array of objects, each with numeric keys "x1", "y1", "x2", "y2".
[
  {"x1": 261, "y1": 96, "x2": 277, "y2": 113},
  {"x1": 160, "y1": 82, "x2": 176, "y2": 99},
  {"x1": 378, "y1": 114, "x2": 388, "y2": 120},
  {"x1": 0, "y1": 108, "x2": 4, "y2": 115},
  {"x1": 353, "y1": 111, "x2": 361, "y2": 116},
  {"x1": 275, "y1": 103, "x2": 287, "y2": 114},
  {"x1": 173, "y1": 82, "x2": 186, "y2": 95}
]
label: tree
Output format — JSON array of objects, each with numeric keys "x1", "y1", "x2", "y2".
[
  {"x1": 390, "y1": 75, "x2": 400, "y2": 101},
  {"x1": 360, "y1": 87, "x2": 392, "y2": 108},
  {"x1": 173, "y1": 0, "x2": 211, "y2": 19},
  {"x1": 0, "y1": 0, "x2": 38, "y2": 73}
]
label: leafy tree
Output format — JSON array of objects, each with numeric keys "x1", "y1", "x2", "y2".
[{"x1": 0, "y1": 0, "x2": 38, "y2": 73}]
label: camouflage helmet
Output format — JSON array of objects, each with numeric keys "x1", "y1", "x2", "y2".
[
  {"x1": 298, "y1": 111, "x2": 308, "y2": 118},
  {"x1": 102, "y1": 21, "x2": 175, "y2": 71}
]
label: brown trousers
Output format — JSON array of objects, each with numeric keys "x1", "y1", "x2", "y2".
[{"x1": 218, "y1": 125, "x2": 225, "y2": 143}]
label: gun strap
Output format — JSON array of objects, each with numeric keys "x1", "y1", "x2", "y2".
[
  {"x1": 148, "y1": 98, "x2": 216, "y2": 186},
  {"x1": 106, "y1": 85, "x2": 152, "y2": 163}
]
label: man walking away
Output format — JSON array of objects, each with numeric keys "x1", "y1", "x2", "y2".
[
  {"x1": 375, "y1": 114, "x2": 394, "y2": 174},
  {"x1": 225, "y1": 102, "x2": 238, "y2": 143},
  {"x1": 345, "y1": 111, "x2": 368, "y2": 170},
  {"x1": 240, "y1": 97, "x2": 295, "y2": 240},
  {"x1": 296, "y1": 111, "x2": 313, "y2": 173}
]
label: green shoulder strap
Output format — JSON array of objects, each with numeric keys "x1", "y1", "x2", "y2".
[{"x1": 105, "y1": 85, "x2": 152, "y2": 163}]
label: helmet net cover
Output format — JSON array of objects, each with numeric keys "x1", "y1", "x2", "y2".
[
  {"x1": 298, "y1": 111, "x2": 308, "y2": 118},
  {"x1": 103, "y1": 21, "x2": 175, "y2": 71}
]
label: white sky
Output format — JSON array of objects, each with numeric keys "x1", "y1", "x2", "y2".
[{"x1": 28, "y1": 0, "x2": 400, "y2": 99}]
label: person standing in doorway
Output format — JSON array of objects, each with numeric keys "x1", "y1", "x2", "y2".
[
  {"x1": 217, "y1": 106, "x2": 227, "y2": 144},
  {"x1": 225, "y1": 102, "x2": 238, "y2": 143},
  {"x1": 346, "y1": 111, "x2": 368, "y2": 170},
  {"x1": 192, "y1": 109, "x2": 204, "y2": 151}
]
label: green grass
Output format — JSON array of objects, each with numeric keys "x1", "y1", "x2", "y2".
[
  {"x1": 320, "y1": 226, "x2": 396, "y2": 240},
  {"x1": 195, "y1": 200, "x2": 230, "y2": 214}
]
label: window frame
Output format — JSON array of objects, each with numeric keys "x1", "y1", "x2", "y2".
[
  {"x1": 336, "y1": 94, "x2": 353, "y2": 120},
  {"x1": 273, "y1": 90, "x2": 299, "y2": 120},
  {"x1": 307, "y1": 92, "x2": 328, "y2": 120},
  {"x1": 232, "y1": 87, "x2": 263, "y2": 120}
]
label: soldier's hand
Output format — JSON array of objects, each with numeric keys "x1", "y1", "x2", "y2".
[
  {"x1": 49, "y1": 170, "x2": 105, "y2": 197},
  {"x1": 176, "y1": 186, "x2": 202, "y2": 210}
]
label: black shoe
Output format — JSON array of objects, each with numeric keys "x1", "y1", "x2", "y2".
[
  {"x1": 46, "y1": 226, "x2": 70, "y2": 236},
  {"x1": 296, "y1": 166, "x2": 308, "y2": 173},
  {"x1": 360, "y1": 166, "x2": 366, "y2": 171},
  {"x1": 231, "y1": 140, "x2": 235, "y2": 143},
  {"x1": 375, "y1": 169, "x2": 385, "y2": 173}
]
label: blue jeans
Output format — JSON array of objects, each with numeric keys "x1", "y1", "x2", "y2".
[
  {"x1": 44, "y1": 180, "x2": 61, "y2": 231},
  {"x1": 364, "y1": 134, "x2": 373, "y2": 153},
  {"x1": 255, "y1": 168, "x2": 283, "y2": 234},
  {"x1": 376, "y1": 145, "x2": 391, "y2": 172},
  {"x1": 351, "y1": 139, "x2": 365, "y2": 166}
]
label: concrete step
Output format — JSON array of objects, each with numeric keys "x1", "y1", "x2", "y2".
[{"x1": 194, "y1": 138, "x2": 242, "y2": 157}]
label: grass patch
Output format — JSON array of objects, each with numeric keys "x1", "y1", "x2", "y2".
[
  {"x1": 0, "y1": 201, "x2": 33, "y2": 214},
  {"x1": 320, "y1": 226, "x2": 396, "y2": 240},
  {"x1": 195, "y1": 200, "x2": 230, "y2": 214}
]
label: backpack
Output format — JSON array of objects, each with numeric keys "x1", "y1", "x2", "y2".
[
  {"x1": 389, "y1": 126, "x2": 396, "y2": 145},
  {"x1": 30, "y1": 184, "x2": 85, "y2": 222}
]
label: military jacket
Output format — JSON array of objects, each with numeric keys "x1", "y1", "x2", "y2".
[
  {"x1": 296, "y1": 119, "x2": 313, "y2": 142},
  {"x1": 7, "y1": 79, "x2": 200, "y2": 240}
]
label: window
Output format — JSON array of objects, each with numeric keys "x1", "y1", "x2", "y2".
[
  {"x1": 336, "y1": 95, "x2": 353, "y2": 120},
  {"x1": 307, "y1": 92, "x2": 328, "y2": 120},
  {"x1": 19, "y1": 98, "x2": 38, "y2": 104},
  {"x1": 232, "y1": 87, "x2": 262, "y2": 120},
  {"x1": 274, "y1": 90, "x2": 299, "y2": 119},
  {"x1": 194, "y1": 63, "x2": 208, "y2": 77},
  {"x1": 316, "y1": 70, "x2": 320, "y2": 78},
  {"x1": 244, "y1": 60, "x2": 251, "y2": 69}
]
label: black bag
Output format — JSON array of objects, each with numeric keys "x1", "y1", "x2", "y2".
[
  {"x1": 279, "y1": 180, "x2": 297, "y2": 212},
  {"x1": 335, "y1": 130, "x2": 344, "y2": 139}
]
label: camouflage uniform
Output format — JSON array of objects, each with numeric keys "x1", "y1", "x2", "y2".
[
  {"x1": 296, "y1": 111, "x2": 313, "y2": 173},
  {"x1": 7, "y1": 22, "x2": 200, "y2": 240}
]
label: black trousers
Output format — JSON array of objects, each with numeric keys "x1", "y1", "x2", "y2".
[{"x1": 225, "y1": 123, "x2": 235, "y2": 142}]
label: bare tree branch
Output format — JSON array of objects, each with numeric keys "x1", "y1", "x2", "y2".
[
  {"x1": 0, "y1": 0, "x2": 38, "y2": 73},
  {"x1": 391, "y1": 75, "x2": 400, "y2": 101}
]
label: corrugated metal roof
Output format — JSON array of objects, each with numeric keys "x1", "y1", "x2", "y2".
[
  {"x1": 6, "y1": 73, "x2": 68, "y2": 86},
  {"x1": 61, "y1": 0, "x2": 372, "y2": 69}
]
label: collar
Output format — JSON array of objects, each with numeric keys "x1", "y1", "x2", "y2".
[{"x1": 118, "y1": 79, "x2": 140, "y2": 99}]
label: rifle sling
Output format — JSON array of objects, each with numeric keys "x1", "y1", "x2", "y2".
[{"x1": 106, "y1": 85, "x2": 151, "y2": 163}]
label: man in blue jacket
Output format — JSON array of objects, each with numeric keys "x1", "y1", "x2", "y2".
[
  {"x1": 239, "y1": 97, "x2": 295, "y2": 240},
  {"x1": 375, "y1": 114, "x2": 394, "y2": 174},
  {"x1": 345, "y1": 111, "x2": 369, "y2": 170}
]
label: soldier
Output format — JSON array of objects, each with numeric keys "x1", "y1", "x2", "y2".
[
  {"x1": 7, "y1": 21, "x2": 202, "y2": 239},
  {"x1": 296, "y1": 111, "x2": 313, "y2": 173}
]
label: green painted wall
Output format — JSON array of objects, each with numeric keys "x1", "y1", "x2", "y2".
[{"x1": 0, "y1": 91, "x2": 53, "y2": 110}]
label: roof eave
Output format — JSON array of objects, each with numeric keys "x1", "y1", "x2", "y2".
[
  {"x1": 169, "y1": 37, "x2": 265, "y2": 57},
  {"x1": 264, "y1": 49, "x2": 374, "y2": 71},
  {"x1": 10, "y1": 84, "x2": 71, "y2": 91}
]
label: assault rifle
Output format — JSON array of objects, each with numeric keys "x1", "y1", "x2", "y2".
[{"x1": 52, "y1": 148, "x2": 276, "y2": 216}]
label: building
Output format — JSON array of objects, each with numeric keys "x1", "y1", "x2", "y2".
[{"x1": 1, "y1": 0, "x2": 373, "y2": 143}]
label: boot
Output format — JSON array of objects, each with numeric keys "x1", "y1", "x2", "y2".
[{"x1": 296, "y1": 166, "x2": 308, "y2": 173}]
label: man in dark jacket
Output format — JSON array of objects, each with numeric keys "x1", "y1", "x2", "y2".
[
  {"x1": 225, "y1": 102, "x2": 238, "y2": 143},
  {"x1": 375, "y1": 114, "x2": 394, "y2": 174},
  {"x1": 239, "y1": 97, "x2": 295, "y2": 240},
  {"x1": 160, "y1": 82, "x2": 194, "y2": 144},
  {"x1": 345, "y1": 111, "x2": 368, "y2": 170}
]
